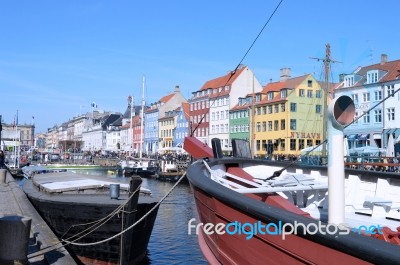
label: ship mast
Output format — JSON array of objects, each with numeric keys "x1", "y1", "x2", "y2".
[
  {"x1": 311, "y1": 43, "x2": 337, "y2": 163},
  {"x1": 139, "y1": 75, "x2": 145, "y2": 159},
  {"x1": 322, "y1": 44, "x2": 330, "y2": 161}
]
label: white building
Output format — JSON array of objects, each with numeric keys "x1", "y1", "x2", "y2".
[
  {"x1": 334, "y1": 54, "x2": 400, "y2": 155},
  {"x1": 205, "y1": 65, "x2": 263, "y2": 152}
]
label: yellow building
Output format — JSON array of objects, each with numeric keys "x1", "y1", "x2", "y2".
[
  {"x1": 158, "y1": 110, "x2": 178, "y2": 149},
  {"x1": 253, "y1": 71, "x2": 326, "y2": 158}
]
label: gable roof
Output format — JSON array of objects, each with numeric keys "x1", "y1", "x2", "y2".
[
  {"x1": 336, "y1": 59, "x2": 400, "y2": 89},
  {"x1": 159, "y1": 93, "x2": 175, "y2": 103},
  {"x1": 262, "y1": 74, "x2": 309, "y2": 94},
  {"x1": 200, "y1": 66, "x2": 247, "y2": 92}
]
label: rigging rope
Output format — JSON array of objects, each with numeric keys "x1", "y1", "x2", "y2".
[
  {"x1": 28, "y1": 184, "x2": 142, "y2": 259},
  {"x1": 191, "y1": 0, "x2": 284, "y2": 136}
]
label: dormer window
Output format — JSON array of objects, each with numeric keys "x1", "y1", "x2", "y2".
[
  {"x1": 213, "y1": 89, "x2": 217, "y2": 94},
  {"x1": 344, "y1": 76, "x2": 355, "y2": 87},
  {"x1": 255, "y1": 94, "x2": 261, "y2": 102},
  {"x1": 267, "y1": 92, "x2": 274, "y2": 100},
  {"x1": 225, "y1": 85, "x2": 229, "y2": 91},
  {"x1": 197, "y1": 92, "x2": 200, "y2": 97},
  {"x1": 280, "y1": 89, "x2": 287, "y2": 98},
  {"x1": 219, "y1": 87, "x2": 222, "y2": 92},
  {"x1": 367, "y1": 70, "x2": 378, "y2": 84}
]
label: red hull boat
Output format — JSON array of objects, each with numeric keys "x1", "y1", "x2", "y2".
[{"x1": 183, "y1": 96, "x2": 400, "y2": 265}]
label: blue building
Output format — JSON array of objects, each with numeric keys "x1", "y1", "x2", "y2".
[{"x1": 174, "y1": 103, "x2": 190, "y2": 148}]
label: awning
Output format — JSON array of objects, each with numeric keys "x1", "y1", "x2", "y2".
[
  {"x1": 358, "y1": 134, "x2": 369, "y2": 140},
  {"x1": 347, "y1": 134, "x2": 358, "y2": 140},
  {"x1": 384, "y1": 128, "x2": 396, "y2": 134},
  {"x1": 373, "y1": 134, "x2": 381, "y2": 140}
]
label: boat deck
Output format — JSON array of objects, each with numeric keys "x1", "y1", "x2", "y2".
[{"x1": 24, "y1": 171, "x2": 157, "y2": 206}]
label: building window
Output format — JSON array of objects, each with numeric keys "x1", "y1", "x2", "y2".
[
  {"x1": 256, "y1": 122, "x2": 261, "y2": 132},
  {"x1": 367, "y1": 71, "x2": 378, "y2": 84},
  {"x1": 290, "y1": 139, "x2": 296, "y2": 151},
  {"x1": 262, "y1": 121, "x2": 266, "y2": 132},
  {"x1": 344, "y1": 76, "x2": 354, "y2": 87},
  {"x1": 374, "y1": 109, "x2": 382, "y2": 123},
  {"x1": 280, "y1": 103, "x2": 285, "y2": 112},
  {"x1": 316, "y1": 90, "x2": 322, "y2": 98},
  {"x1": 316, "y1": 104, "x2": 321, "y2": 113},
  {"x1": 280, "y1": 140, "x2": 285, "y2": 151},
  {"x1": 387, "y1": 108, "x2": 395, "y2": 121},
  {"x1": 280, "y1": 89, "x2": 287, "y2": 98},
  {"x1": 274, "y1": 120, "x2": 279, "y2": 131},
  {"x1": 290, "y1": 103, "x2": 297, "y2": 112},
  {"x1": 298, "y1": 139, "x2": 304, "y2": 150},
  {"x1": 308, "y1": 80, "x2": 313, "y2": 87},
  {"x1": 307, "y1": 90, "x2": 313, "y2": 98},
  {"x1": 267, "y1": 92, "x2": 274, "y2": 100},
  {"x1": 256, "y1": 140, "x2": 261, "y2": 151},
  {"x1": 280, "y1": 119, "x2": 285, "y2": 130},
  {"x1": 267, "y1": 105, "x2": 272, "y2": 114},
  {"x1": 363, "y1": 92, "x2": 370, "y2": 102},
  {"x1": 274, "y1": 104, "x2": 279, "y2": 113},
  {"x1": 387, "y1": 84, "x2": 395, "y2": 97},
  {"x1": 352, "y1": 94, "x2": 358, "y2": 104},
  {"x1": 290, "y1": 119, "x2": 296, "y2": 130},
  {"x1": 363, "y1": 112, "x2": 370, "y2": 123},
  {"x1": 299, "y1": 89, "x2": 305, "y2": 97},
  {"x1": 374, "y1": 90, "x2": 382, "y2": 101},
  {"x1": 256, "y1": 107, "x2": 261, "y2": 115},
  {"x1": 262, "y1": 106, "x2": 266, "y2": 115},
  {"x1": 268, "y1": 121, "x2": 272, "y2": 131}
]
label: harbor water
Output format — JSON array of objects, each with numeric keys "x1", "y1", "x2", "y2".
[{"x1": 45, "y1": 168, "x2": 207, "y2": 265}]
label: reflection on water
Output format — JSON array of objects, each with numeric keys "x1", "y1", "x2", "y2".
[{"x1": 73, "y1": 169, "x2": 206, "y2": 265}]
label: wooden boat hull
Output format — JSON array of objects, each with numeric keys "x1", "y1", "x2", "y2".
[
  {"x1": 122, "y1": 166, "x2": 159, "y2": 178},
  {"x1": 186, "y1": 158, "x2": 400, "y2": 265},
  {"x1": 23, "y1": 175, "x2": 159, "y2": 265}
]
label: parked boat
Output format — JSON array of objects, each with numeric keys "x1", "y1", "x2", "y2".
[
  {"x1": 184, "y1": 95, "x2": 400, "y2": 265},
  {"x1": 21, "y1": 164, "x2": 67, "y2": 179},
  {"x1": 156, "y1": 159, "x2": 188, "y2": 182},
  {"x1": 119, "y1": 76, "x2": 160, "y2": 178},
  {"x1": 22, "y1": 171, "x2": 159, "y2": 265},
  {"x1": 119, "y1": 157, "x2": 159, "y2": 178}
]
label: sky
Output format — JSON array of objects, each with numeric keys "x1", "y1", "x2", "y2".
[{"x1": 1, "y1": 0, "x2": 399, "y2": 133}]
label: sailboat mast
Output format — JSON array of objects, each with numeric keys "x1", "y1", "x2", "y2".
[{"x1": 139, "y1": 76, "x2": 145, "y2": 159}]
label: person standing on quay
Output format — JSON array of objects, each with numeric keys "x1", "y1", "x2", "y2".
[{"x1": 0, "y1": 150, "x2": 6, "y2": 169}]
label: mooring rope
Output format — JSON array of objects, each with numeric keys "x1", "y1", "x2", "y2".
[
  {"x1": 65, "y1": 172, "x2": 187, "y2": 246},
  {"x1": 27, "y1": 183, "x2": 141, "y2": 259},
  {"x1": 27, "y1": 173, "x2": 187, "y2": 259}
]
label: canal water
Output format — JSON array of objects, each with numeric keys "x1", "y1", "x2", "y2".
[{"x1": 71, "y1": 168, "x2": 207, "y2": 265}]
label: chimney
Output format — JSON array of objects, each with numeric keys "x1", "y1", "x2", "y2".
[
  {"x1": 175, "y1": 85, "x2": 180, "y2": 92},
  {"x1": 381, "y1": 54, "x2": 388, "y2": 65},
  {"x1": 339, "y1": 73, "x2": 346, "y2": 82},
  {"x1": 280, "y1": 68, "x2": 291, "y2": 81}
]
